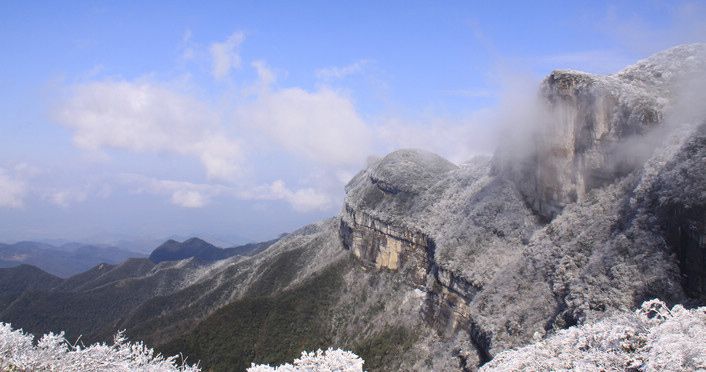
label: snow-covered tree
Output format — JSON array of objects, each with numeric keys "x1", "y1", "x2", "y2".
[
  {"x1": 0, "y1": 324, "x2": 199, "y2": 372},
  {"x1": 0, "y1": 324, "x2": 366, "y2": 372},
  {"x1": 481, "y1": 299, "x2": 706, "y2": 371},
  {"x1": 247, "y1": 348, "x2": 364, "y2": 372}
]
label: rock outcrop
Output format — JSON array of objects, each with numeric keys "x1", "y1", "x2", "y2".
[
  {"x1": 498, "y1": 43, "x2": 706, "y2": 220},
  {"x1": 340, "y1": 149, "x2": 540, "y2": 365}
]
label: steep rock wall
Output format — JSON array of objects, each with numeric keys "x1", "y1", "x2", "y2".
[
  {"x1": 339, "y1": 203, "x2": 489, "y2": 366},
  {"x1": 499, "y1": 44, "x2": 706, "y2": 220}
]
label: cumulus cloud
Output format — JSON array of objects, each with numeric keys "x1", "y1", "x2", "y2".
[
  {"x1": 238, "y1": 87, "x2": 372, "y2": 167},
  {"x1": 239, "y1": 180, "x2": 332, "y2": 212},
  {"x1": 121, "y1": 173, "x2": 332, "y2": 212},
  {"x1": 210, "y1": 31, "x2": 245, "y2": 80},
  {"x1": 316, "y1": 59, "x2": 370, "y2": 80},
  {"x1": 55, "y1": 80, "x2": 243, "y2": 181},
  {"x1": 120, "y1": 174, "x2": 227, "y2": 208},
  {"x1": 0, "y1": 168, "x2": 27, "y2": 208}
]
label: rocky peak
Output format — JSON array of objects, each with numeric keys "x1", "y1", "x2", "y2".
[
  {"x1": 350, "y1": 149, "x2": 457, "y2": 195},
  {"x1": 498, "y1": 43, "x2": 706, "y2": 220}
]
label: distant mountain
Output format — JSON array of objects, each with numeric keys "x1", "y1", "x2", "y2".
[
  {"x1": 148, "y1": 237, "x2": 280, "y2": 264},
  {"x1": 0, "y1": 241, "x2": 144, "y2": 278},
  {"x1": 70, "y1": 232, "x2": 254, "y2": 255}
]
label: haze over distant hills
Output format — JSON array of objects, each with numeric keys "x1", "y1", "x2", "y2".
[
  {"x1": 0, "y1": 235, "x2": 279, "y2": 278},
  {"x1": 33, "y1": 232, "x2": 255, "y2": 255},
  {"x1": 0, "y1": 241, "x2": 144, "y2": 278}
]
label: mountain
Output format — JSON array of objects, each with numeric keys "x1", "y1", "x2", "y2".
[
  {"x1": 0, "y1": 241, "x2": 144, "y2": 278},
  {"x1": 148, "y1": 237, "x2": 280, "y2": 263},
  {"x1": 1, "y1": 44, "x2": 704, "y2": 371}
]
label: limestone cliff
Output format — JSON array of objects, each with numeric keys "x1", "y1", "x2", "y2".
[{"x1": 498, "y1": 43, "x2": 706, "y2": 220}]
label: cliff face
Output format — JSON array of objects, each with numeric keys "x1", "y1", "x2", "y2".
[
  {"x1": 340, "y1": 149, "x2": 539, "y2": 365},
  {"x1": 499, "y1": 43, "x2": 706, "y2": 220},
  {"x1": 340, "y1": 205, "x2": 432, "y2": 285}
]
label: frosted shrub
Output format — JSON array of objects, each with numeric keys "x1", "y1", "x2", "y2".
[
  {"x1": 481, "y1": 299, "x2": 706, "y2": 371},
  {"x1": 0, "y1": 324, "x2": 199, "y2": 372},
  {"x1": 248, "y1": 348, "x2": 365, "y2": 372}
]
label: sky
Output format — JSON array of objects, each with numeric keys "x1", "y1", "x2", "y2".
[{"x1": 0, "y1": 0, "x2": 705, "y2": 247}]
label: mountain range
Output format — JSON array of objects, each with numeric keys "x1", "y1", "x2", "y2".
[
  {"x1": 0, "y1": 44, "x2": 704, "y2": 371},
  {"x1": 149, "y1": 237, "x2": 280, "y2": 264},
  {"x1": 0, "y1": 241, "x2": 143, "y2": 278}
]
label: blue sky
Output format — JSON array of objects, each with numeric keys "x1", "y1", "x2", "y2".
[{"x1": 1, "y1": 1, "x2": 704, "y2": 247}]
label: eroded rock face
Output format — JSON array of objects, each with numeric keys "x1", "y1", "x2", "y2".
[
  {"x1": 340, "y1": 204, "x2": 432, "y2": 285},
  {"x1": 339, "y1": 203, "x2": 490, "y2": 365},
  {"x1": 340, "y1": 149, "x2": 538, "y2": 365},
  {"x1": 499, "y1": 43, "x2": 706, "y2": 220}
]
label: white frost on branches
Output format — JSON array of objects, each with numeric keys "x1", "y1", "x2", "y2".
[
  {"x1": 481, "y1": 299, "x2": 706, "y2": 371},
  {"x1": 0, "y1": 325, "x2": 199, "y2": 372},
  {"x1": 0, "y1": 325, "x2": 365, "y2": 372},
  {"x1": 247, "y1": 348, "x2": 365, "y2": 372}
]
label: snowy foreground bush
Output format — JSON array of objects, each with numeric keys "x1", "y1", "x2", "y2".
[
  {"x1": 481, "y1": 299, "x2": 706, "y2": 371},
  {"x1": 247, "y1": 349, "x2": 364, "y2": 371},
  {"x1": 0, "y1": 323, "x2": 364, "y2": 372},
  {"x1": 0, "y1": 325, "x2": 199, "y2": 372}
]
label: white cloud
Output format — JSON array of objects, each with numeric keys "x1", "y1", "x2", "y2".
[
  {"x1": 180, "y1": 29, "x2": 195, "y2": 61},
  {"x1": 252, "y1": 60, "x2": 276, "y2": 87},
  {"x1": 210, "y1": 31, "x2": 245, "y2": 80},
  {"x1": 47, "y1": 189, "x2": 88, "y2": 208},
  {"x1": 316, "y1": 59, "x2": 370, "y2": 80},
  {"x1": 55, "y1": 80, "x2": 243, "y2": 181},
  {"x1": 120, "y1": 174, "x2": 227, "y2": 208},
  {"x1": 170, "y1": 189, "x2": 207, "y2": 208},
  {"x1": 122, "y1": 173, "x2": 332, "y2": 212},
  {"x1": 238, "y1": 86, "x2": 372, "y2": 167},
  {"x1": 0, "y1": 168, "x2": 27, "y2": 208},
  {"x1": 239, "y1": 179, "x2": 332, "y2": 212}
]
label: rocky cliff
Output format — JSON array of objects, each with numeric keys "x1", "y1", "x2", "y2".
[
  {"x1": 498, "y1": 43, "x2": 706, "y2": 220},
  {"x1": 339, "y1": 43, "x2": 706, "y2": 368}
]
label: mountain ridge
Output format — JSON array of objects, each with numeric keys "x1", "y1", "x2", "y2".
[
  {"x1": 0, "y1": 241, "x2": 144, "y2": 278},
  {"x1": 148, "y1": 236, "x2": 280, "y2": 263}
]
